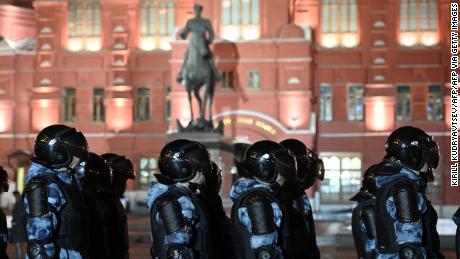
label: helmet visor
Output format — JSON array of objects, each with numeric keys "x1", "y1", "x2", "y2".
[
  {"x1": 426, "y1": 140, "x2": 440, "y2": 169},
  {"x1": 166, "y1": 156, "x2": 197, "y2": 183},
  {"x1": 272, "y1": 150, "x2": 296, "y2": 182}
]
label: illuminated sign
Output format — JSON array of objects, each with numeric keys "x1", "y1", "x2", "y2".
[{"x1": 220, "y1": 117, "x2": 277, "y2": 135}]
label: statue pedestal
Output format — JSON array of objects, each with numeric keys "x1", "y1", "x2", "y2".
[{"x1": 166, "y1": 132, "x2": 234, "y2": 210}]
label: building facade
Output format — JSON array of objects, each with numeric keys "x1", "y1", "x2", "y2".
[{"x1": 0, "y1": 0, "x2": 454, "y2": 209}]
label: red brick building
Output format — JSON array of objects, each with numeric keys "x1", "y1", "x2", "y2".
[{"x1": 0, "y1": 0, "x2": 454, "y2": 211}]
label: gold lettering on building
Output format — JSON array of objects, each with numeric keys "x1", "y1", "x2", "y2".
[{"x1": 219, "y1": 117, "x2": 277, "y2": 135}]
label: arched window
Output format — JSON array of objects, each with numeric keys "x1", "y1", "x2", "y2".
[
  {"x1": 320, "y1": 0, "x2": 358, "y2": 48},
  {"x1": 399, "y1": 0, "x2": 438, "y2": 47},
  {"x1": 67, "y1": 0, "x2": 101, "y2": 52},
  {"x1": 139, "y1": 0, "x2": 175, "y2": 51},
  {"x1": 221, "y1": 0, "x2": 260, "y2": 41}
]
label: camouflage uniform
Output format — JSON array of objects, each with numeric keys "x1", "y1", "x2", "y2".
[
  {"x1": 23, "y1": 162, "x2": 82, "y2": 259},
  {"x1": 146, "y1": 181, "x2": 198, "y2": 258},
  {"x1": 230, "y1": 178, "x2": 283, "y2": 255},
  {"x1": 375, "y1": 167, "x2": 427, "y2": 259}
]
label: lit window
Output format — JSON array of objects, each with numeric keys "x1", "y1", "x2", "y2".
[
  {"x1": 348, "y1": 84, "x2": 363, "y2": 121},
  {"x1": 399, "y1": 0, "x2": 438, "y2": 47},
  {"x1": 139, "y1": 157, "x2": 158, "y2": 189},
  {"x1": 221, "y1": 0, "x2": 260, "y2": 41},
  {"x1": 320, "y1": 153, "x2": 362, "y2": 202},
  {"x1": 320, "y1": 84, "x2": 333, "y2": 122},
  {"x1": 427, "y1": 85, "x2": 444, "y2": 121},
  {"x1": 92, "y1": 88, "x2": 105, "y2": 122},
  {"x1": 63, "y1": 88, "x2": 76, "y2": 122},
  {"x1": 135, "y1": 88, "x2": 151, "y2": 122},
  {"x1": 164, "y1": 86, "x2": 171, "y2": 121},
  {"x1": 396, "y1": 85, "x2": 412, "y2": 121},
  {"x1": 248, "y1": 69, "x2": 260, "y2": 90},
  {"x1": 139, "y1": 0, "x2": 175, "y2": 51},
  {"x1": 222, "y1": 71, "x2": 234, "y2": 89},
  {"x1": 321, "y1": 0, "x2": 358, "y2": 48},
  {"x1": 67, "y1": 0, "x2": 101, "y2": 52}
]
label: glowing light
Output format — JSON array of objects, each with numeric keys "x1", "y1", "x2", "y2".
[
  {"x1": 32, "y1": 99, "x2": 59, "y2": 131},
  {"x1": 241, "y1": 26, "x2": 260, "y2": 40},
  {"x1": 322, "y1": 34, "x2": 338, "y2": 48},
  {"x1": 0, "y1": 102, "x2": 13, "y2": 132},
  {"x1": 106, "y1": 98, "x2": 133, "y2": 132},
  {"x1": 221, "y1": 26, "x2": 240, "y2": 41},
  {"x1": 399, "y1": 33, "x2": 417, "y2": 47},
  {"x1": 85, "y1": 37, "x2": 101, "y2": 51},
  {"x1": 140, "y1": 37, "x2": 156, "y2": 51},
  {"x1": 421, "y1": 32, "x2": 438, "y2": 46},
  {"x1": 68, "y1": 38, "x2": 83, "y2": 52},
  {"x1": 366, "y1": 97, "x2": 393, "y2": 131},
  {"x1": 37, "y1": 99, "x2": 50, "y2": 108},
  {"x1": 342, "y1": 34, "x2": 358, "y2": 48},
  {"x1": 159, "y1": 39, "x2": 172, "y2": 50},
  {"x1": 222, "y1": 0, "x2": 231, "y2": 8}
]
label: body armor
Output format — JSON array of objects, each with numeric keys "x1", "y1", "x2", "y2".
[
  {"x1": 107, "y1": 197, "x2": 129, "y2": 259},
  {"x1": 351, "y1": 192, "x2": 376, "y2": 259},
  {"x1": 150, "y1": 187, "x2": 212, "y2": 259}
]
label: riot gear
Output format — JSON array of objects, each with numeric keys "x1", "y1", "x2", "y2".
[
  {"x1": 31, "y1": 124, "x2": 89, "y2": 170},
  {"x1": 101, "y1": 153, "x2": 136, "y2": 180},
  {"x1": 157, "y1": 139, "x2": 212, "y2": 184},
  {"x1": 240, "y1": 140, "x2": 295, "y2": 184},
  {"x1": 351, "y1": 165, "x2": 378, "y2": 259},
  {"x1": 0, "y1": 167, "x2": 9, "y2": 192},
  {"x1": 84, "y1": 152, "x2": 112, "y2": 193},
  {"x1": 384, "y1": 126, "x2": 437, "y2": 171},
  {"x1": 233, "y1": 142, "x2": 250, "y2": 177}
]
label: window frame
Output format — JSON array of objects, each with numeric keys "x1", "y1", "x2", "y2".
[
  {"x1": 396, "y1": 85, "x2": 412, "y2": 122},
  {"x1": 67, "y1": 0, "x2": 101, "y2": 52},
  {"x1": 320, "y1": 83, "x2": 333, "y2": 122},
  {"x1": 135, "y1": 87, "x2": 151, "y2": 122},
  {"x1": 138, "y1": 156, "x2": 159, "y2": 189},
  {"x1": 62, "y1": 87, "x2": 77, "y2": 123},
  {"x1": 139, "y1": 0, "x2": 176, "y2": 51},
  {"x1": 247, "y1": 69, "x2": 261, "y2": 90},
  {"x1": 220, "y1": 0, "x2": 260, "y2": 41},
  {"x1": 426, "y1": 84, "x2": 444, "y2": 122},
  {"x1": 347, "y1": 84, "x2": 364, "y2": 122},
  {"x1": 92, "y1": 88, "x2": 105, "y2": 122}
]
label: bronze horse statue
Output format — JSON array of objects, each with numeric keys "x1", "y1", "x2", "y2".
[{"x1": 177, "y1": 4, "x2": 221, "y2": 130}]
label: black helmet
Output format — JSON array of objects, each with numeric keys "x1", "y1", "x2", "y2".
[
  {"x1": 280, "y1": 139, "x2": 324, "y2": 189},
  {"x1": 0, "y1": 167, "x2": 9, "y2": 192},
  {"x1": 83, "y1": 152, "x2": 112, "y2": 192},
  {"x1": 32, "y1": 124, "x2": 89, "y2": 169},
  {"x1": 101, "y1": 153, "x2": 135, "y2": 196},
  {"x1": 385, "y1": 126, "x2": 439, "y2": 170},
  {"x1": 200, "y1": 161, "x2": 223, "y2": 193},
  {"x1": 240, "y1": 140, "x2": 295, "y2": 184},
  {"x1": 361, "y1": 164, "x2": 377, "y2": 195},
  {"x1": 157, "y1": 139, "x2": 212, "y2": 184}
]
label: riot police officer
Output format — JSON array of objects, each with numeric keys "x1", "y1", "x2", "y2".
[
  {"x1": 453, "y1": 207, "x2": 460, "y2": 259},
  {"x1": 102, "y1": 153, "x2": 136, "y2": 259},
  {"x1": 146, "y1": 139, "x2": 214, "y2": 258},
  {"x1": 230, "y1": 140, "x2": 295, "y2": 259},
  {"x1": 0, "y1": 166, "x2": 9, "y2": 259},
  {"x1": 279, "y1": 139, "x2": 323, "y2": 259},
  {"x1": 24, "y1": 124, "x2": 89, "y2": 258},
  {"x1": 83, "y1": 152, "x2": 113, "y2": 259},
  {"x1": 196, "y1": 161, "x2": 233, "y2": 259},
  {"x1": 350, "y1": 164, "x2": 378, "y2": 259},
  {"x1": 373, "y1": 126, "x2": 440, "y2": 258}
]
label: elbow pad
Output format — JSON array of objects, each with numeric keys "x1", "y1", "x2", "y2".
[
  {"x1": 27, "y1": 240, "x2": 49, "y2": 259},
  {"x1": 392, "y1": 182, "x2": 420, "y2": 223},
  {"x1": 399, "y1": 243, "x2": 422, "y2": 259},
  {"x1": 362, "y1": 206, "x2": 377, "y2": 240},
  {"x1": 24, "y1": 178, "x2": 49, "y2": 217},
  {"x1": 166, "y1": 244, "x2": 192, "y2": 259},
  {"x1": 255, "y1": 245, "x2": 281, "y2": 259}
]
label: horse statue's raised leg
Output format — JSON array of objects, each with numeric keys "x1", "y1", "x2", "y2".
[{"x1": 205, "y1": 78, "x2": 215, "y2": 122}]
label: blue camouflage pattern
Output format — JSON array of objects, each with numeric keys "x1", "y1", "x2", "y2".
[
  {"x1": 358, "y1": 219, "x2": 376, "y2": 256},
  {"x1": 230, "y1": 178, "x2": 283, "y2": 254},
  {"x1": 23, "y1": 162, "x2": 82, "y2": 259},
  {"x1": 375, "y1": 167, "x2": 427, "y2": 259},
  {"x1": 301, "y1": 193, "x2": 312, "y2": 215},
  {"x1": 146, "y1": 182, "x2": 197, "y2": 257}
]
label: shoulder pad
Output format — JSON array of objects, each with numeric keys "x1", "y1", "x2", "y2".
[
  {"x1": 390, "y1": 181, "x2": 420, "y2": 223},
  {"x1": 374, "y1": 160, "x2": 403, "y2": 176},
  {"x1": 24, "y1": 177, "x2": 49, "y2": 192},
  {"x1": 350, "y1": 190, "x2": 374, "y2": 202},
  {"x1": 24, "y1": 177, "x2": 50, "y2": 217},
  {"x1": 243, "y1": 190, "x2": 276, "y2": 235}
]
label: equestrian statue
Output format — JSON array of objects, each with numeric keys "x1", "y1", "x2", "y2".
[{"x1": 176, "y1": 4, "x2": 223, "y2": 133}]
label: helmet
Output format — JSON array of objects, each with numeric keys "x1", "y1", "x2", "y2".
[
  {"x1": 157, "y1": 139, "x2": 212, "y2": 184},
  {"x1": 0, "y1": 167, "x2": 9, "y2": 192},
  {"x1": 32, "y1": 124, "x2": 89, "y2": 169},
  {"x1": 240, "y1": 140, "x2": 295, "y2": 184},
  {"x1": 101, "y1": 153, "x2": 135, "y2": 196},
  {"x1": 385, "y1": 126, "x2": 438, "y2": 170},
  {"x1": 233, "y1": 142, "x2": 251, "y2": 177},
  {"x1": 201, "y1": 161, "x2": 223, "y2": 193},
  {"x1": 361, "y1": 164, "x2": 377, "y2": 195},
  {"x1": 83, "y1": 152, "x2": 112, "y2": 192},
  {"x1": 280, "y1": 139, "x2": 324, "y2": 189}
]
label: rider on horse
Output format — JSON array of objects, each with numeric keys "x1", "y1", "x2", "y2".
[{"x1": 176, "y1": 4, "x2": 221, "y2": 84}]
